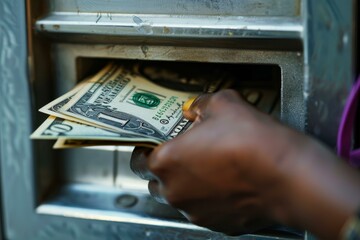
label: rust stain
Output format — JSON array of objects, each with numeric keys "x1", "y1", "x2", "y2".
[
  {"x1": 294, "y1": 0, "x2": 301, "y2": 16},
  {"x1": 163, "y1": 27, "x2": 170, "y2": 34},
  {"x1": 53, "y1": 25, "x2": 60, "y2": 30},
  {"x1": 141, "y1": 45, "x2": 149, "y2": 58}
]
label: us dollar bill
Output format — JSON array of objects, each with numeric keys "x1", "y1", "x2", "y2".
[
  {"x1": 31, "y1": 116, "x2": 160, "y2": 146},
  {"x1": 39, "y1": 81, "x2": 85, "y2": 122},
  {"x1": 60, "y1": 63, "x2": 197, "y2": 142},
  {"x1": 53, "y1": 138, "x2": 156, "y2": 149},
  {"x1": 39, "y1": 65, "x2": 118, "y2": 131}
]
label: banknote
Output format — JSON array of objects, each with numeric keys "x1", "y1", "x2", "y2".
[
  {"x1": 60, "y1": 64, "x2": 197, "y2": 142},
  {"x1": 53, "y1": 138, "x2": 156, "y2": 149},
  {"x1": 32, "y1": 62, "x2": 244, "y2": 149},
  {"x1": 31, "y1": 116, "x2": 160, "y2": 145},
  {"x1": 39, "y1": 64, "x2": 118, "y2": 130},
  {"x1": 39, "y1": 81, "x2": 85, "y2": 122}
]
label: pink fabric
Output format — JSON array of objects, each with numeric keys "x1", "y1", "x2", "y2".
[{"x1": 337, "y1": 76, "x2": 360, "y2": 167}]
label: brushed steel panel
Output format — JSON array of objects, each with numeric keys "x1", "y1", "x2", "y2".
[
  {"x1": 36, "y1": 13, "x2": 302, "y2": 40},
  {"x1": 49, "y1": 0, "x2": 301, "y2": 17}
]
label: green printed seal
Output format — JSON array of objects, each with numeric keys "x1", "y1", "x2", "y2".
[{"x1": 132, "y1": 92, "x2": 161, "y2": 109}]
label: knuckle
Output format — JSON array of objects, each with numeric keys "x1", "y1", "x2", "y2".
[
  {"x1": 215, "y1": 89, "x2": 240, "y2": 101},
  {"x1": 147, "y1": 144, "x2": 174, "y2": 175},
  {"x1": 209, "y1": 89, "x2": 240, "y2": 110}
]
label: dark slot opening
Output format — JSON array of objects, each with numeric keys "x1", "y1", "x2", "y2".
[{"x1": 76, "y1": 58, "x2": 281, "y2": 91}]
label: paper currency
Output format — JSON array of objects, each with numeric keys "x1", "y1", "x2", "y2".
[
  {"x1": 31, "y1": 116, "x2": 160, "y2": 145},
  {"x1": 39, "y1": 81, "x2": 87, "y2": 123},
  {"x1": 31, "y1": 62, "x2": 279, "y2": 149},
  {"x1": 39, "y1": 69, "x2": 117, "y2": 131},
  {"x1": 32, "y1": 62, "x2": 199, "y2": 148},
  {"x1": 60, "y1": 63, "x2": 196, "y2": 142},
  {"x1": 53, "y1": 138, "x2": 156, "y2": 149}
]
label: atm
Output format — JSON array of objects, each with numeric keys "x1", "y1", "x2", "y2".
[{"x1": 0, "y1": 0, "x2": 357, "y2": 239}]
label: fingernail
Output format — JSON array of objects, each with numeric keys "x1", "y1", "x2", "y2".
[{"x1": 182, "y1": 96, "x2": 197, "y2": 112}]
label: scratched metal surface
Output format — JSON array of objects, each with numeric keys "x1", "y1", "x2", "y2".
[
  {"x1": 0, "y1": 0, "x2": 356, "y2": 239},
  {"x1": 36, "y1": 14, "x2": 302, "y2": 41},
  {"x1": 52, "y1": 43, "x2": 304, "y2": 131},
  {"x1": 303, "y1": 0, "x2": 355, "y2": 147},
  {"x1": 37, "y1": 0, "x2": 302, "y2": 41},
  {"x1": 0, "y1": 0, "x2": 301, "y2": 239},
  {"x1": 0, "y1": 0, "x2": 36, "y2": 238},
  {"x1": 49, "y1": 0, "x2": 301, "y2": 16}
]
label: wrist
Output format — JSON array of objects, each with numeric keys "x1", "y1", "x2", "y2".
[{"x1": 275, "y1": 132, "x2": 360, "y2": 239}]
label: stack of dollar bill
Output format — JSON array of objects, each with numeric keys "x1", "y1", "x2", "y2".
[{"x1": 31, "y1": 62, "x2": 227, "y2": 149}]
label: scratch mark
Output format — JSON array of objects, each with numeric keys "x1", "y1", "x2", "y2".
[
  {"x1": 132, "y1": 16, "x2": 153, "y2": 35},
  {"x1": 133, "y1": 16, "x2": 143, "y2": 25},
  {"x1": 141, "y1": 45, "x2": 149, "y2": 58},
  {"x1": 96, "y1": 12, "x2": 102, "y2": 23},
  {"x1": 107, "y1": 12, "x2": 112, "y2": 21}
]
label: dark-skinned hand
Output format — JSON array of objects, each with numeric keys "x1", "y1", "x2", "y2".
[{"x1": 131, "y1": 89, "x2": 360, "y2": 239}]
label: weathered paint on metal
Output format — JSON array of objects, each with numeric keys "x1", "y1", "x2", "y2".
[{"x1": 303, "y1": 0, "x2": 355, "y2": 146}]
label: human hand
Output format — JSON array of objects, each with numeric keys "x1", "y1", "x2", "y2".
[
  {"x1": 131, "y1": 89, "x2": 360, "y2": 238},
  {"x1": 131, "y1": 90, "x2": 295, "y2": 234}
]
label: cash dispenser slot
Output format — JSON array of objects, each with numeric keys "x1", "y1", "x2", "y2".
[
  {"x1": 0, "y1": 0, "x2": 353, "y2": 239},
  {"x1": 28, "y1": 41, "x2": 304, "y2": 240},
  {"x1": 28, "y1": 1, "x2": 304, "y2": 239},
  {"x1": 33, "y1": 51, "x2": 303, "y2": 238},
  {"x1": 38, "y1": 58, "x2": 282, "y2": 199}
]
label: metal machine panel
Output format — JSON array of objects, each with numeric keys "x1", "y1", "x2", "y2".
[
  {"x1": 0, "y1": 0, "x2": 357, "y2": 240},
  {"x1": 303, "y1": 1, "x2": 356, "y2": 146},
  {"x1": 49, "y1": 0, "x2": 301, "y2": 16}
]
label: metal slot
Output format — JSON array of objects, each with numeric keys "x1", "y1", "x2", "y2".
[
  {"x1": 46, "y1": 44, "x2": 303, "y2": 129},
  {"x1": 36, "y1": 13, "x2": 302, "y2": 41},
  {"x1": 0, "y1": 1, "x2": 354, "y2": 239},
  {"x1": 33, "y1": 52, "x2": 299, "y2": 239},
  {"x1": 27, "y1": 41, "x2": 306, "y2": 239}
]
